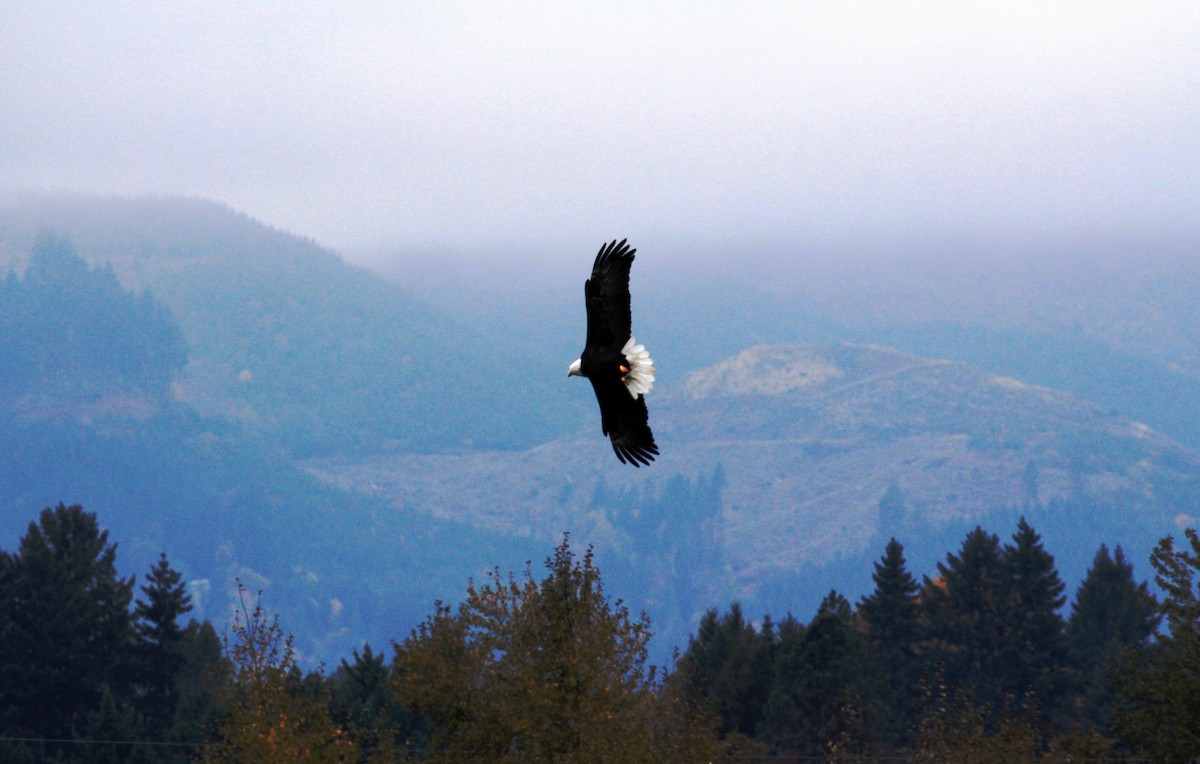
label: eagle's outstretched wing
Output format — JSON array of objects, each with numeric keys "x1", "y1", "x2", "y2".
[
  {"x1": 589, "y1": 373, "x2": 659, "y2": 466},
  {"x1": 584, "y1": 239, "x2": 635, "y2": 352}
]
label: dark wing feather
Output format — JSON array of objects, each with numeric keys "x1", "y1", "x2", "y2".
[
  {"x1": 584, "y1": 239, "x2": 635, "y2": 350},
  {"x1": 590, "y1": 376, "x2": 659, "y2": 467}
]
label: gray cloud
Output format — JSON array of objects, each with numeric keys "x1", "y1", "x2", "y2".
[{"x1": 2, "y1": 2, "x2": 1198, "y2": 253}]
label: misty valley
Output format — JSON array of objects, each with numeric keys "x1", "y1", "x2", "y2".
[{"x1": 3, "y1": 194, "x2": 1200, "y2": 760}]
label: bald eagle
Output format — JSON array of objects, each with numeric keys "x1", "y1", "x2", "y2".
[{"x1": 568, "y1": 239, "x2": 659, "y2": 466}]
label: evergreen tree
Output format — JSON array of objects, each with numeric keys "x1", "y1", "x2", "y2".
[
  {"x1": 1066, "y1": 544, "x2": 1158, "y2": 735},
  {"x1": 1113, "y1": 528, "x2": 1200, "y2": 760},
  {"x1": 132, "y1": 552, "x2": 193, "y2": 739},
  {"x1": 761, "y1": 591, "x2": 870, "y2": 757},
  {"x1": 330, "y1": 644, "x2": 430, "y2": 760},
  {"x1": 1001, "y1": 518, "x2": 1069, "y2": 720},
  {"x1": 676, "y1": 602, "x2": 774, "y2": 739},
  {"x1": 76, "y1": 687, "x2": 156, "y2": 764},
  {"x1": 169, "y1": 620, "x2": 227, "y2": 758},
  {"x1": 0, "y1": 551, "x2": 34, "y2": 764},
  {"x1": 919, "y1": 526, "x2": 1011, "y2": 710},
  {"x1": 0, "y1": 504, "x2": 136, "y2": 759},
  {"x1": 0, "y1": 233, "x2": 186, "y2": 396},
  {"x1": 858, "y1": 538, "x2": 921, "y2": 750}
]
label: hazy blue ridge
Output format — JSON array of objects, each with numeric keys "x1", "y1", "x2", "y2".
[{"x1": 3, "y1": 194, "x2": 1199, "y2": 667}]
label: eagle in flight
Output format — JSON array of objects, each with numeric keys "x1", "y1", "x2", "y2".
[{"x1": 568, "y1": 239, "x2": 659, "y2": 466}]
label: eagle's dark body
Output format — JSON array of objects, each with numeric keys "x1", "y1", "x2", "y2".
[{"x1": 569, "y1": 239, "x2": 658, "y2": 467}]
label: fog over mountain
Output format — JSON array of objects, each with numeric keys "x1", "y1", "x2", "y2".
[
  {"x1": 2, "y1": 194, "x2": 1197, "y2": 665},
  {"x1": 3, "y1": 4, "x2": 1198, "y2": 252}
]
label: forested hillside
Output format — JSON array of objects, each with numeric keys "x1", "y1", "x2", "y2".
[
  {"x1": 0, "y1": 194, "x2": 572, "y2": 455},
  {"x1": 0, "y1": 234, "x2": 185, "y2": 401},
  {"x1": 307, "y1": 342, "x2": 1200, "y2": 653},
  {"x1": 0, "y1": 233, "x2": 541, "y2": 661}
]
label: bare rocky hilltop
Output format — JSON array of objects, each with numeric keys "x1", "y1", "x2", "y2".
[{"x1": 305, "y1": 342, "x2": 1200, "y2": 597}]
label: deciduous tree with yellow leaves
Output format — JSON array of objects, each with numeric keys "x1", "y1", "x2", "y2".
[
  {"x1": 202, "y1": 585, "x2": 357, "y2": 764},
  {"x1": 391, "y1": 537, "x2": 718, "y2": 763}
]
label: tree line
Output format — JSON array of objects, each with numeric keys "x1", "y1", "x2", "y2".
[
  {"x1": 675, "y1": 521, "x2": 1171, "y2": 760},
  {"x1": 0, "y1": 234, "x2": 186, "y2": 400},
  {"x1": 3, "y1": 504, "x2": 1199, "y2": 762}
]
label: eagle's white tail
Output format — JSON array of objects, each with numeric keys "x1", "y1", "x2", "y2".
[{"x1": 621, "y1": 337, "x2": 655, "y2": 398}]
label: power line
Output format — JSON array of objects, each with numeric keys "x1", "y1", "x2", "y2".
[{"x1": 0, "y1": 735, "x2": 212, "y2": 750}]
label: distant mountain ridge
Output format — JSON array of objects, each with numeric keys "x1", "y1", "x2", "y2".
[
  {"x1": 0, "y1": 194, "x2": 560, "y2": 661},
  {"x1": 305, "y1": 343, "x2": 1200, "y2": 631},
  {"x1": 0, "y1": 193, "x2": 572, "y2": 455},
  {"x1": 369, "y1": 230, "x2": 1200, "y2": 453},
  {"x1": 660, "y1": 343, "x2": 1199, "y2": 569},
  {"x1": 4, "y1": 193, "x2": 1197, "y2": 665}
]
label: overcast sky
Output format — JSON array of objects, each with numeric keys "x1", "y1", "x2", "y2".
[{"x1": 2, "y1": 2, "x2": 1198, "y2": 255}]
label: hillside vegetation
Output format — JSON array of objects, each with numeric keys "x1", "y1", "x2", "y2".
[
  {"x1": 0, "y1": 229, "x2": 541, "y2": 660},
  {"x1": 3, "y1": 192, "x2": 1198, "y2": 668},
  {"x1": 0, "y1": 194, "x2": 569, "y2": 455},
  {"x1": 305, "y1": 342, "x2": 1200, "y2": 643}
]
